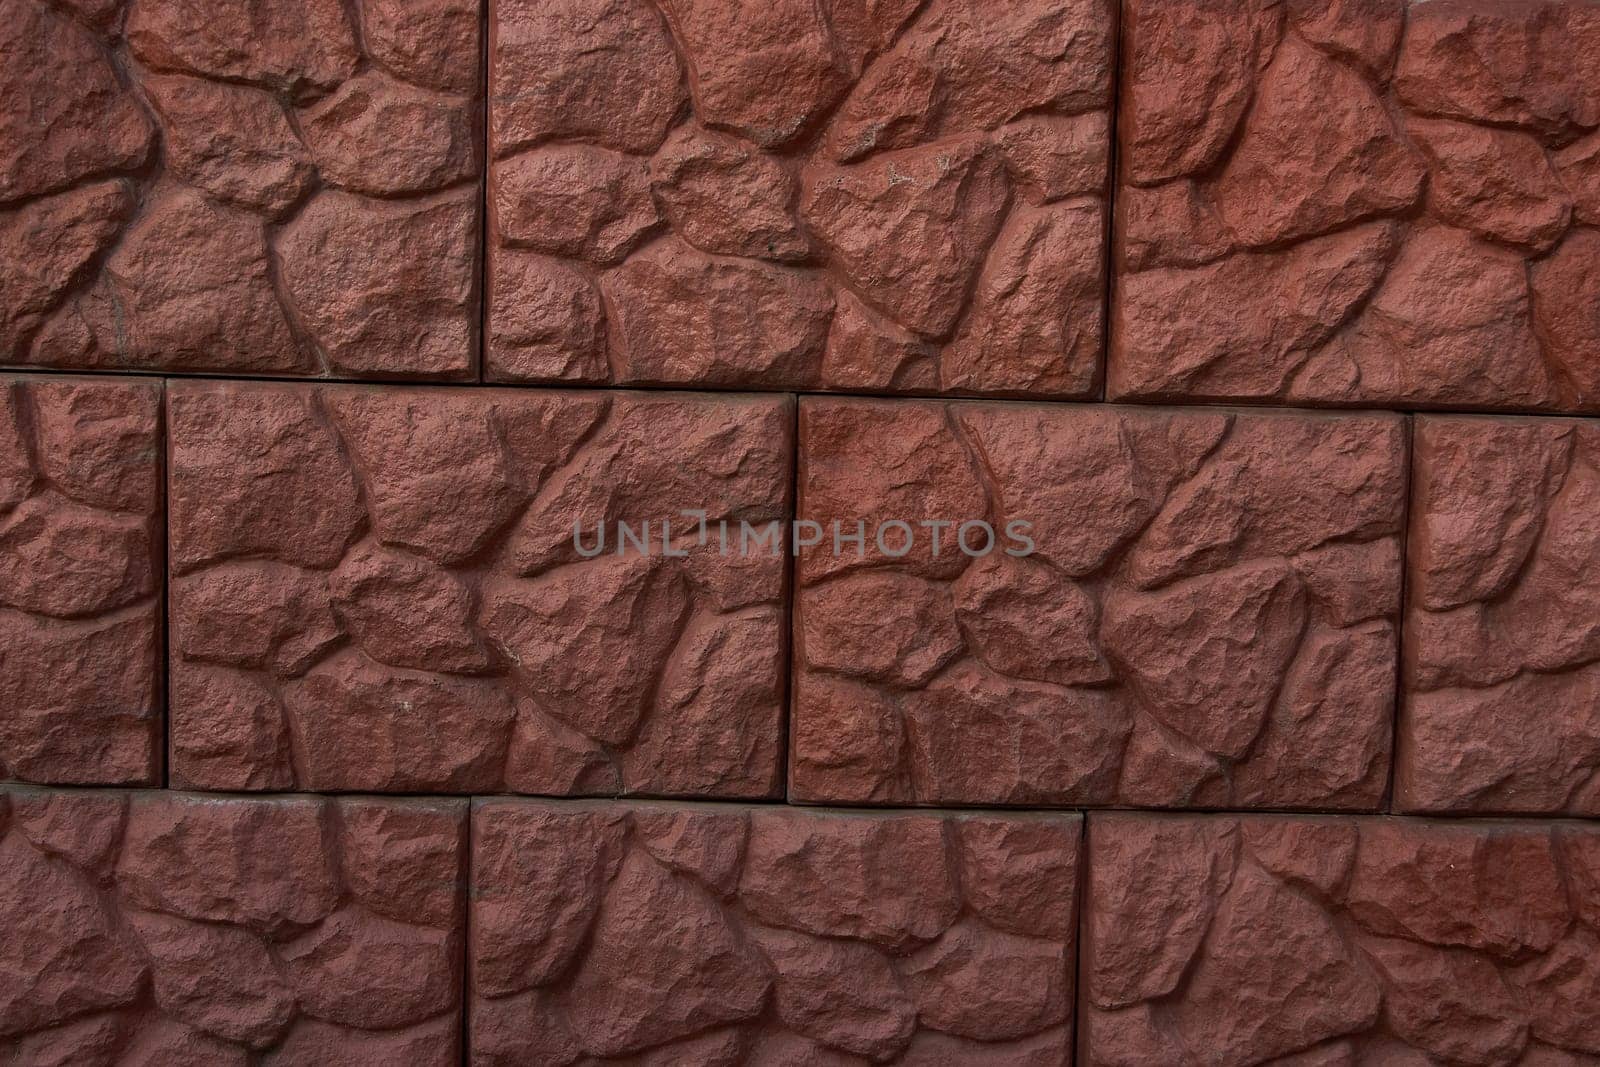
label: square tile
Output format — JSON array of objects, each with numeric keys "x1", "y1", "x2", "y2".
[
  {"x1": 470, "y1": 798, "x2": 1080, "y2": 1063},
  {"x1": 0, "y1": 375, "x2": 162, "y2": 784},
  {"x1": 792, "y1": 398, "x2": 1406, "y2": 808},
  {"x1": 0, "y1": 786, "x2": 465, "y2": 1063},
  {"x1": 1, "y1": 0, "x2": 481, "y2": 378},
  {"x1": 166, "y1": 381, "x2": 792, "y2": 796},
  {"x1": 1112, "y1": 0, "x2": 1600, "y2": 411},
  {"x1": 1081, "y1": 812, "x2": 1600, "y2": 1064},
  {"x1": 1399, "y1": 414, "x2": 1600, "y2": 813},
  {"x1": 487, "y1": 0, "x2": 1112, "y2": 395}
]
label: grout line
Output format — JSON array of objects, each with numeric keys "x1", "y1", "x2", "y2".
[
  {"x1": 1385, "y1": 414, "x2": 1416, "y2": 814},
  {"x1": 158, "y1": 380, "x2": 170, "y2": 789},
  {"x1": 1074, "y1": 813, "x2": 1091, "y2": 1067},
  {"x1": 6, "y1": 779, "x2": 1600, "y2": 825},
  {"x1": 460, "y1": 796, "x2": 473, "y2": 1066},
  {"x1": 477, "y1": 0, "x2": 491, "y2": 385},
  {"x1": 778, "y1": 394, "x2": 801, "y2": 803},
  {"x1": 1097, "y1": 0, "x2": 1124, "y2": 407},
  {"x1": 3, "y1": 362, "x2": 1597, "y2": 424}
]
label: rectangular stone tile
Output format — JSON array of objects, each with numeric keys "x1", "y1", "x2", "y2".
[
  {"x1": 0, "y1": 375, "x2": 162, "y2": 785},
  {"x1": 470, "y1": 798, "x2": 1079, "y2": 1064},
  {"x1": 1080, "y1": 811, "x2": 1600, "y2": 1065},
  {"x1": 166, "y1": 380, "x2": 792, "y2": 797},
  {"x1": 0, "y1": 785, "x2": 466, "y2": 1064},
  {"x1": 1, "y1": 0, "x2": 480, "y2": 379},
  {"x1": 792, "y1": 398, "x2": 1406, "y2": 809},
  {"x1": 1398, "y1": 415, "x2": 1600, "y2": 815},
  {"x1": 487, "y1": 0, "x2": 1112, "y2": 396},
  {"x1": 1110, "y1": 0, "x2": 1600, "y2": 412}
]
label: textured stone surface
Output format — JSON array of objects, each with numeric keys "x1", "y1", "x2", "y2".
[
  {"x1": 487, "y1": 0, "x2": 1112, "y2": 395},
  {"x1": 0, "y1": 0, "x2": 480, "y2": 379},
  {"x1": 0, "y1": 786, "x2": 464, "y2": 1063},
  {"x1": 1082, "y1": 812, "x2": 1600, "y2": 1065},
  {"x1": 0, "y1": 375, "x2": 162, "y2": 785},
  {"x1": 1112, "y1": 0, "x2": 1600, "y2": 411},
  {"x1": 470, "y1": 799, "x2": 1079, "y2": 1064},
  {"x1": 166, "y1": 381, "x2": 792, "y2": 796},
  {"x1": 793, "y1": 398, "x2": 1405, "y2": 808},
  {"x1": 1399, "y1": 415, "x2": 1600, "y2": 814}
]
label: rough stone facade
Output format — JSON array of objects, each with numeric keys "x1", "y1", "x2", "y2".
[
  {"x1": 1082, "y1": 813, "x2": 1600, "y2": 1065},
  {"x1": 1, "y1": 0, "x2": 481, "y2": 378},
  {"x1": 1113, "y1": 0, "x2": 1600, "y2": 411},
  {"x1": 470, "y1": 801, "x2": 1081, "y2": 1064},
  {"x1": 165, "y1": 381, "x2": 792, "y2": 797},
  {"x1": 3, "y1": 0, "x2": 1599, "y2": 1062},
  {"x1": 0, "y1": 375, "x2": 162, "y2": 785},
  {"x1": 487, "y1": 0, "x2": 1113, "y2": 394},
  {"x1": 1399, "y1": 414, "x2": 1600, "y2": 815},
  {"x1": 0, "y1": 786, "x2": 466, "y2": 1064},
  {"x1": 792, "y1": 398, "x2": 1406, "y2": 809}
]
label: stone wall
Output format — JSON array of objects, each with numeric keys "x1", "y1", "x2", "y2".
[{"x1": 2, "y1": 0, "x2": 1598, "y2": 1063}]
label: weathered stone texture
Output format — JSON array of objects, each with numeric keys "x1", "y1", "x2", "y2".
[
  {"x1": 470, "y1": 799, "x2": 1079, "y2": 1065},
  {"x1": 793, "y1": 398, "x2": 1406, "y2": 809},
  {"x1": 1112, "y1": 0, "x2": 1600, "y2": 412},
  {"x1": 487, "y1": 0, "x2": 1112, "y2": 396},
  {"x1": 166, "y1": 381, "x2": 792, "y2": 797},
  {"x1": 0, "y1": 375, "x2": 162, "y2": 785},
  {"x1": 0, "y1": 786, "x2": 465, "y2": 1064},
  {"x1": 1082, "y1": 812, "x2": 1600, "y2": 1065},
  {"x1": 1399, "y1": 415, "x2": 1600, "y2": 814},
  {"x1": 0, "y1": 0, "x2": 480, "y2": 379}
]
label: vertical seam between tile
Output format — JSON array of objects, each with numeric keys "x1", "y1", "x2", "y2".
[{"x1": 1385, "y1": 413, "x2": 1416, "y2": 814}]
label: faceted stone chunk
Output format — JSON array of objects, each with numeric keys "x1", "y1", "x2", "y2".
[
  {"x1": 650, "y1": 124, "x2": 810, "y2": 262},
  {"x1": 167, "y1": 382, "x2": 792, "y2": 798},
  {"x1": 277, "y1": 191, "x2": 477, "y2": 379},
  {"x1": 485, "y1": 251, "x2": 608, "y2": 384},
  {"x1": 301, "y1": 73, "x2": 477, "y2": 197},
  {"x1": 801, "y1": 139, "x2": 1010, "y2": 339},
  {"x1": 0, "y1": 376, "x2": 162, "y2": 786},
  {"x1": 942, "y1": 198, "x2": 1106, "y2": 396},
  {"x1": 142, "y1": 76, "x2": 312, "y2": 217},
  {"x1": 792, "y1": 398, "x2": 1404, "y2": 809},
  {"x1": 493, "y1": 145, "x2": 658, "y2": 266},
  {"x1": 0, "y1": 0, "x2": 154, "y2": 202},
  {"x1": 470, "y1": 800, "x2": 1080, "y2": 1062},
  {"x1": 168, "y1": 383, "x2": 361, "y2": 573},
  {"x1": 103, "y1": 190, "x2": 307, "y2": 373},
  {"x1": 605, "y1": 238, "x2": 834, "y2": 387},
  {"x1": 362, "y1": 0, "x2": 479, "y2": 94},
  {"x1": 825, "y1": 0, "x2": 1111, "y2": 161},
  {"x1": 0, "y1": 787, "x2": 465, "y2": 1064},
  {"x1": 491, "y1": 0, "x2": 684, "y2": 156}
]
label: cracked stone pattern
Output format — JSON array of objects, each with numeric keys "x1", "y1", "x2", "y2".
[
  {"x1": 1399, "y1": 415, "x2": 1600, "y2": 815},
  {"x1": 165, "y1": 381, "x2": 792, "y2": 797},
  {"x1": 0, "y1": 0, "x2": 481, "y2": 379},
  {"x1": 0, "y1": 375, "x2": 162, "y2": 786},
  {"x1": 1112, "y1": 0, "x2": 1600, "y2": 411},
  {"x1": 486, "y1": 0, "x2": 1112, "y2": 396},
  {"x1": 792, "y1": 398, "x2": 1406, "y2": 809},
  {"x1": 0, "y1": 786, "x2": 465, "y2": 1065},
  {"x1": 470, "y1": 799, "x2": 1080, "y2": 1065},
  {"x1": 1082, "y1": 812, "x2": 1600, "y2": 1066}
]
